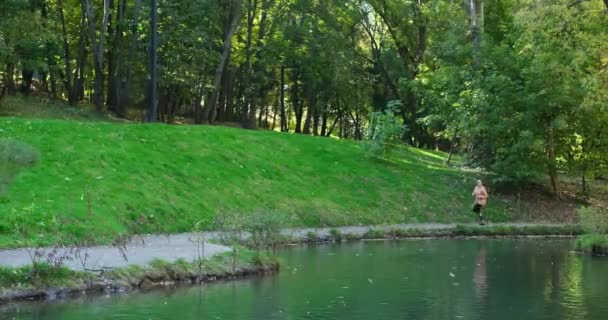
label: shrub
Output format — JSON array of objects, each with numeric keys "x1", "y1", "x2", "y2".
[
  {"x1": 0, "y1": 138, "x2": 39, "y2": 193},
  {"x1": 364, "y1": 102, "x2": 404, "y2": 157}
]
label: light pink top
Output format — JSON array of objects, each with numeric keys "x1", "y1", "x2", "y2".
[{"x1": 472, "y1": 186, "x2": 488, "y2": 206}]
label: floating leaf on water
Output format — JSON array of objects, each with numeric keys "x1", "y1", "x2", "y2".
[
  {"x1": 368, "y1": 278, "x2": 374, "y2": 284},
  {"x1": 449, "y1": 272, "x2": 456, "y2": 277}
]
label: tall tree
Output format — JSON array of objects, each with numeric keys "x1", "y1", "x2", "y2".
[{"x1": 83, "y1": 0, "x2": 110, "y2": 112}]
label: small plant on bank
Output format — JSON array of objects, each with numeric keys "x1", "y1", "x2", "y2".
[
  {"x1": 213, "y1": 210, "x2": 247, "y2": 244},
  {"x1": 344, "y1": 233, "x2": 361, "y2": 241},
  {"x1": 363, "y1": 229, "x2": 386, "y2": 239},
  {"x1": 329, "y1": 228, "x2": 342, "y2": 241},
  {"x1": 306, "y1": 231, "x2": 318, "y2": 243},
  {"x1": 244, "y1": 210, "x2": 289, "y2": 253},
  {"x1": 190, "y1": 220, "x2": 208, "y2": 279}
]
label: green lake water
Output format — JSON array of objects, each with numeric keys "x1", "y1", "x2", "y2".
[{"x1": 2, "y1": 239, "x2": 608, "y2": 320}]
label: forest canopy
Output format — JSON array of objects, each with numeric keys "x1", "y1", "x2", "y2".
[{"x1": 1, "y1": 0, "x2": 608, "y2": 197}]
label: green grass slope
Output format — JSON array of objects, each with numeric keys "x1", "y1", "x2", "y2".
[{"x1": 0, "y1": 116, "x2": 513, "y2": 247}]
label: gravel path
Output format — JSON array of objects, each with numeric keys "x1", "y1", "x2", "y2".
[
  {"x1": 0, "y1": 235, "x2": 232, "y2": 271},
  {"x1": 0, "y1": 223, "x2": 570, "y2": 271}
]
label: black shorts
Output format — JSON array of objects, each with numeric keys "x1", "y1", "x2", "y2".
[{"x1": 473, "y1": 204, "x2": 483, "y2": 213}]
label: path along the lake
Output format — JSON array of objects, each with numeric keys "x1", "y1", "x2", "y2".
[{"x1": 0, "y1": 223, "x2": 571, "y2": 271}]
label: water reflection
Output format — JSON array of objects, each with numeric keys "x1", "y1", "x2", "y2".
[
  {"x1": 473, "y1": 245, "x2": 488, "y2": 299},
  {"x1": 561, "y1": 253, "x2": 586, "y2": 320},
  {"x1": 2, "y1": 239, "x2": 608, "y2": 320}
]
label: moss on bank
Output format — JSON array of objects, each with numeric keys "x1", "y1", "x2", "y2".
[
  {"x1": 303, "y1": 224, "x2": 584, "y2": 243},
  {"x1": 0, "y1": 248, "x2": 279, "y2": 303}
]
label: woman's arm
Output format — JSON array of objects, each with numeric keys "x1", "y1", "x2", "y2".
[{"x1": 481, "y1": 187, "x2": 488, "y2": 198}]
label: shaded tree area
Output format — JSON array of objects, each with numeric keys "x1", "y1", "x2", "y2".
[{"x1": 1, "y1": 0, "x2": 608, "y2": 197}]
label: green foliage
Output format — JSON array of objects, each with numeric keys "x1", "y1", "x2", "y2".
[
  {"x1": 250, "y1": 251, "x2": 277, "y2": 267},
  {"x1": 576, "y1": 234, "x2": 608, "y2": 253},
  {"x1": 579, "y1": 207, "x2": 608, "y2": 235},
  {"x1": 364, "y1": 103, "x2": 404, "y2": 157}
]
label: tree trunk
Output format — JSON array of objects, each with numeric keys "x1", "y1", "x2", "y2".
[
  {"x1": 582, "y1": 175, "x2": 588, "y2": 195},
  {"x1": 84, "y1": 0, "x2": 110, "y2": 112},
  {"x1": 257, "y1": 96, "x2": 266, "y2": 128},
  {"x1": 468, "y1": 0, "x2": 481, "y2": 70},
  {"x1": 446, "y1": 128, "x2": 459, "y2": 165},
  {"x1": 201, "y1": 0, "x2": 243, "y2": 124},
  {"x1": 0, "y1": 84, "x2": 6, "y2": 105},
  {"x1": 147, "y1": 0, "x2": 159, "y2": 122},
  {"x1": 241, "y1": 0, "x2": 259, "y2": 129},
  {"x1": 4, "y1": 64, "x2": 16, "y2": 96},
  {"x1": 107, "y1": 0, "x2": 125, "y2": 116},
  {"x1": 57, "y1": 0, "x2": 76, "y2": 104},
  {"x1": 75, "y1": 5, "x2": 88, "y2": 102},
  {"x1": 20, "y1": 69, "x2": 34, "y2": 96},
  {"x1": 122, "y1": 0, "x2": 142, "y2": 111},
  {"x1": 106, "y1": 0, "x2": 115, "y2": 110},
  {"x1": 215, "y1": 61, "x2": 231, "y2": 122},
  {"x1": 320, "y1": 109, "x2": 328, "y2": 137},
  {"x1": 292, "y1": 71, "x2": 303, "y2": 133},
  {"x1": 246, "y1": 0, "x2": 272, "y2": 129},
  {"x1": 40, "y1": 1, "x2": 57, "y2": 100},
  {"x1": 312, "y1": 101, "x2": 321, "y2": 136},
  {"x1": 303, "y1": 84, "x2": 316, "y2": 135},
  {"x1": 280, "y1": 66, "x2": 288, "y2": 132},
  {"x1": 271, "y1": 90, "x2": 278, "y2": 130},
  {"x1": 547, "y1": 125, "x2": 562, "y2": 200}
]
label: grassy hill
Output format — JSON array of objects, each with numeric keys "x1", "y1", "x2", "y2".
[{"x1": 0, "y1": 97, "x2": 537, "y2": 247}]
